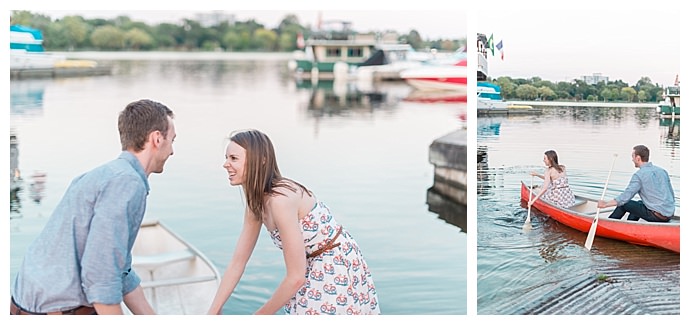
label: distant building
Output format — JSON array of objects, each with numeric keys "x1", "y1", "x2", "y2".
[
  {"x1": 580, "y1": 73, "x2": 609, "y2": 85},
  {"x1": 195, "y1": 11, "x2": 236, "y2": 28}
]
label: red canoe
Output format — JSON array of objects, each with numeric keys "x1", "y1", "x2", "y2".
[{"x1": 520, "y1": 181, "x2": 680, "y2": 253}]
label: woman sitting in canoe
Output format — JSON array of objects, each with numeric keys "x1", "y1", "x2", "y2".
[{"x1": 528, "y1": 150, "x2": 576, "y2": 208}]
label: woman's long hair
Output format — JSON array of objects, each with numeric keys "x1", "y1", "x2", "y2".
[
  {"x1": 229, "y1": 129, "x2": 310, "y2": 221},
  {"x1": 545, "y1": 150, "x2": 564, "y2": 173}
]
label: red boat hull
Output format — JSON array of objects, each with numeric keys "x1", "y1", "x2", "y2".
[{"x1": 520, "y1": 181, "x2": 680, "y2": 253}]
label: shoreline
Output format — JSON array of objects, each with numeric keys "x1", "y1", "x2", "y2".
[{"x1": 506, "y1": 100, "x2": 657, "y2": 108}]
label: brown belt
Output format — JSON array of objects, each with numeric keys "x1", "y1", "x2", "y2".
[
  {"x1": 10, "y1": 297, "x2": 97, "y2": 315},
  {"x1": 650, "y1": 210, "x2": 670, "y2": 222},
  {"x1": 307, "y1": 226, "x2": 342, "y2": 258}
]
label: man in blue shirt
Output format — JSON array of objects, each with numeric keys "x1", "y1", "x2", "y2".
[
  {"x1": 11, "y1": 99, "x2": 176, "y2": 315},
  {"x1": 598, "y1": 145, "x2": 675, "y2": 222}
]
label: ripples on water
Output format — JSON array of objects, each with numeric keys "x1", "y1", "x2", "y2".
[
  {"x1": 9, "y1": 53, "x2": 467, "y2": 315},
  {"x1": 477, "y1": 108, "x2": 680, "y2": 315}
]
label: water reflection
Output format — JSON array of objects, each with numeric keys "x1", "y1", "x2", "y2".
[
  {"x1": 545, "y1": 106, "x2": 662, "y2": 128},
  {"x1": 659, "y1": 118, "x2": 680, "y2": 143},
  {"x1": 477, "y1": 146, "x2": 490, "y2": 196},
  {"x1": 426, "y1": 129, "x2": 467, "y2": 233},
  {"x1": 8, "y1": 131, "x2": 44, "y2": 219},
  {"x1": 478, "y1": 118, "x2": 502, "y2": 137},
  {"x1": 10, "y1": 79, "x2": 47, "y2": 116},
  {"x1": 10, "y1": 131, "x2": 22, "y2": 219},
  {"x1": 404, "y1": 89, "x2": 467, "y2": 104},
  {"x1": 297, "y1": 79, "x2": 408, "y2": 117},
  {"x1": 427, "y1": 186, "x2": 467, "y2": 233},
  {"x1": 29, "y1": 171, "x2": 47, "y2": 204},
  {"x1": 550, "y1": 106, "x2": 625, "y2": 122}
]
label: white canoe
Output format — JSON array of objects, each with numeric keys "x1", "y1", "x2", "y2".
[{"x1": 124, "y1": 219, "x2": 221, "y2": 314}]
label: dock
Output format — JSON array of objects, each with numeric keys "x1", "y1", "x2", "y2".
[
  {"x1": 478, "y1": 107, "x2": 543, "y2": 115},
  {"x1": 427, "y1": 129, "x2": 467, "y2": 231},
  {"x1": 507, "y1": 100, "x2": 657, "y2": 109},
  {"x1": 10, "y1": 65, "x2": 112, "y2": 79}
]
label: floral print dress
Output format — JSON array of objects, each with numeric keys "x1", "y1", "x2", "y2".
[
  {"x1": 544, "y1": 176, "x2": 576, "y2": 208},
  {"x1": 269, "y1": 201, "x2": 380, "y2": 315}
]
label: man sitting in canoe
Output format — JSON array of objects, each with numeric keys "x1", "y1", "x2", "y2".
[{"x1": 598, "y1": 145, "x2": 675, "y2": 222}]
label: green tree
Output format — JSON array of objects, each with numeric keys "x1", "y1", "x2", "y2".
[
  {"x1": 90, "y1": 25, "x2": 125, "y2": 50},
  {"x1": 635, "y1": 76, "x2": 653, "y2": 89},
  {"x1": 537, "y1": 86, "x2": 557, "y2": 100},
  {"x1": 10, "y1": 10, "x2": 52, "y2": 31},
  {"x1": 59, "y1": 16, "x2": 89, "y2": 50},
  {"x1": 621, "y1": 87, "x2": 637, "y2": 102},
  {"x1": 153, "y1": 23, "x2": 184, "y2": 49},
  {"x1": 404, "y1": 30, "x2": 424, "y2": 49},
  {"x1": 124, "y1": 28, "x2": 154, "y2": 50},
  {"x1": 181, "y1": 19, "x2": 207, "y2": 49},
  {"x1": 253, "y1": 28, "x2": 278, "y2": 51},
  {"x1": 201, "y1": 40, "x2": 221, "y2": 51},
  {"x1": 275, "y1": 14, "x2": 305, "y2": 51},
  {"x1": 495, "y1": 77, "x2": 516, "y2": 99},
  {"x1": 278, "y1": 33, "x2": 295, "y2": 52},
  {"x1": 515, "y1": 84, "x2": 539, "y2": 100},
  {"x1": 600, "y1": 88, "x2": 615, "y2": 102},
  {"x1": 222, "y1": 31, "x2": 242, "y2": 51}
]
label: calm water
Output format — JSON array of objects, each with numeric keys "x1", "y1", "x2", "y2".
[
  {"x1": 9, "y1": 52, "x2": 467, "y2": 315},
  {"x1": 476, "y1": 108, "x2": 681, "y2": 315}
]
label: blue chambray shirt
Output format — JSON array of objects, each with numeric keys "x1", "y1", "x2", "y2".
[
  {"x1": 614, "y1": 162, "x2": 676, "y2": 217},
  {"x1": 12, "y1": 151, "x2": 150, "y2": 313}
]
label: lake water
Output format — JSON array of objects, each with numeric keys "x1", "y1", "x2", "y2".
[
  {"x1": 476, "y1": 108, "x2": 681, "y2": 315},
  {"x1": 8, "y1": 52, "x2": 467, "y2": 315}
]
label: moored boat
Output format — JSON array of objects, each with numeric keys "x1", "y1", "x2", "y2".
[
  {"x1": 520, "y1": 181, "x2": 680, "y2": 253},
  {"x1": 10, "y1": 25, "x2": 111, "y2": 79},
  {"x1": 290, "y1": 20, "x2": 421, "y2": 81},
  {"x1": 657, "y1": 75, "x2": 680, "y2": 118},
  {"x1": 399, "y1": 53, "x2": 468, "y2": 92},
  {"x1": 477, "y1": 81, "x2": 508, "y2": 111},
  {"x1": 10, "y1": 25, "x2": 66, "y2": 69},
  {"x1": 124, "y1": 219, "x2": 221, "y2": 314}
]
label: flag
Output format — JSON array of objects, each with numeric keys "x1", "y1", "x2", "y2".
[
  {"x1": 496, "y1": 40, "x2": 504, "y2": 60},
  {"x1": 674, "y1": 74, "x2": 679, "y2": 86},
  {"x1": 296, "y1": 32, "x2": 305, "y2": 49},
  {"x1": 487, "y1": 33, "x2": 494, "y2": 56}
]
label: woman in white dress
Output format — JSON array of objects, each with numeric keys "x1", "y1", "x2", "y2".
[
  {"x1": 207, "y1": 129, "x2": 380, "y2": 315},
  {"x1": 529, "y1": 150, "x2": 576, "y2": 208}
]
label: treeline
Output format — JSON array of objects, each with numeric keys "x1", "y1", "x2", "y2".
[
  {"x1": 490, "y1": 76, "x2": 666, "y2": 103},
  {"x1": 10, "y1": 10, "x2": 463, "y2": 52}
]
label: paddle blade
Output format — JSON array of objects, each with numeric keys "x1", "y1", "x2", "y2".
[
  {"x1": 584, "y1": 214, "x2": 599, "y2": 250},
  {"x1": 523, "y1": 176, "x2": 534, "y2": 232},
  {"x1": 523, "y1": 205, "x2": 532, "y2": 232}
]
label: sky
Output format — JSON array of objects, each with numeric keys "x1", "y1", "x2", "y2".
[{"x1": 477, "y1": 6, "x2": 681, "y2": 86}]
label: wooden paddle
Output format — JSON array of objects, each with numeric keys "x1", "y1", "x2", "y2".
[
  {"x1": 523, "y1": 175, "x2": 534, "y2": 231},
  {"x1": 584, "y1": 153, "x2": 618, "y2": 250}
]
